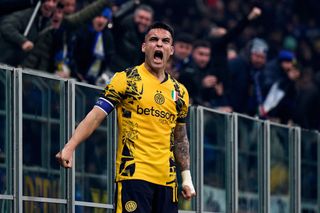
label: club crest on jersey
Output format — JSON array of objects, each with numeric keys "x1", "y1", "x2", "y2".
[
  {"x1": 154, "y1": 90, "x2": 165, "y2": 105},
  {"x1": 125, "y1": 200, "x2": 137, "y2": 212}
]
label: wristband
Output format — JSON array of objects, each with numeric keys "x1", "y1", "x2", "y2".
[{"x1": 181, "y1": 170, "x2": 195, "y2": 194}]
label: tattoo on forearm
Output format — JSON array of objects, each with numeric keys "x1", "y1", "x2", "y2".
[{"x1": 173, "y1": 124, "x2": 190, "y2": 171}]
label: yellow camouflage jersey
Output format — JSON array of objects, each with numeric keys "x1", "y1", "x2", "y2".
[{"x1": 95, "y1": 63, "x2": 189, "y2": 187}]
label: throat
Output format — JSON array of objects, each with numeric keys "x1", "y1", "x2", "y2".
[
  {"x1": 144, "y1": 63, "x2": 166, "y2": 82},
  {"x1": 151, "y1": 70, "x2": 166, "y2": 82}
]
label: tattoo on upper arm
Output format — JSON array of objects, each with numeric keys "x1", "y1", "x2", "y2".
[{"x1": 173, "y1": 124, "x2": 190, "y2": 171}]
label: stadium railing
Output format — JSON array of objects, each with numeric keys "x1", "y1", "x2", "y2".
[{"x1": 0, "y1": 65, "x2": 319, "y2": 213}]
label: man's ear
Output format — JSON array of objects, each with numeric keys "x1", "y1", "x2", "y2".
[
  {"x1": 170, "y1": 45, "x2": 174, "y2": 56},
  {"x1": 142, "y1": 43, "x2": 146, "y2": 53}
]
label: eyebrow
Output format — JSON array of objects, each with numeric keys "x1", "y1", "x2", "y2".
[{"x1": 148, "y1": 35, "x2": 172, "y2": 41}]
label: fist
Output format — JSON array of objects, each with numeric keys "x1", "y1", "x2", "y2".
[
  {"x1": 21, "y1": 40, "x2": 34, "y2": 51},
  {"x1": 182, "y1": 185, "x2": 196, "y2": 200},
  {"x1": 248, "y1": 7, "x2": 262, "y2": 20},
  {"x1": 55, "y1": 146, "x2": 74, "y2": 168}
]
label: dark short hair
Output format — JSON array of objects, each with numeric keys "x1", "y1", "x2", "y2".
[
  {"x1": 145, "y1": 22, "x2": 174, "y2": 39},
  {"x1": 175, "y1": 33, "x2": 194, "y2": 44},
  {"x1": 134, "y1": 4, "x2": 154, "y2": 17},
  {"x1": 193, "y1": 40, "x2": 211, "y2": 49}
]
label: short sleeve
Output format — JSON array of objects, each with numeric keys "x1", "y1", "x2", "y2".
[
  {"x1": 95, "y1": 71, "x2": 127, "y2": 115},
  {"x1": 176, "y1": 84, "x2": 189, "y2": 124}
]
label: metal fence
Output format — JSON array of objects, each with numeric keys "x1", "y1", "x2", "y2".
[{"x1": 0, "y1": 65, "x2": 319, "y2": 213}]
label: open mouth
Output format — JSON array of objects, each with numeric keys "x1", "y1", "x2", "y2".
[
  {"x1": 52, "y1": 17, "x2": 60, "y2": 23},
  {"x1": 154, "y1": 50, "x2": 163, "y2": 63}
]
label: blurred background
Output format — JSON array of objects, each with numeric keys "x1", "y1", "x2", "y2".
[{"x1": 0, "y1": 0, "x2": 320, "y2": 212}]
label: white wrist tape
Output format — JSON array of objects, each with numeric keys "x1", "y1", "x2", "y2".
[{"x1": 181, "y1": 170, "x2": 195, "y2": 194}]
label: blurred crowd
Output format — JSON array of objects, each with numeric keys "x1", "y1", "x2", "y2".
[{"x1": 1, "y1": 0, "x2": 320, "y2": 130}]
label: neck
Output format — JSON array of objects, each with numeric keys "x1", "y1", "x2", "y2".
[{"x1": 144, "y1": 63, "x2": 166, "y2": 82}]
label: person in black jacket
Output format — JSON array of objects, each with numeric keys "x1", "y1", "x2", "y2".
[
  {"x1": 170, "y1": 33, "x2": 194, "y2": 79},
  {"x1": 21, "y1": 0, "x2": 112, "y2": 72},
  {"x1": 0, "y1": 0, "x2": 57, "y2": 66},
  {"x1": 207, "y1": 7, "x2": 262, "y2": 88},
  {"x1": 228, "y1": 38, "x2": 269, "y2": 116},
  {"x1": 72, "y1": 8, "x2": 114, "y2": 85},
  {"x1": 179, "y1": 40, "x2": 232, "y2": 112},
  {"x1": 111, "y1": 4, "x2": 153, "y2": 71}
]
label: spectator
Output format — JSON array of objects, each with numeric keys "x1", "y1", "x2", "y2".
[
  {"x1": 179, "y1": 40, "x2": 231, "y2": 112},
  {"x1": 51, "y1": 2, "x2": 65, "y2": 29},
  {"x1": 72, "y1": 8, "x2": 114, "y2": 85},
  {"x1": 0, "y1": 0, "x2": 58, "y2": 66},
  {"x1": 227, "y1": 47, "x2": 238, "y2": 60},
  {"x1": 263, "y1": 61, "x2": 300, "y2": 124},
  {"x1": 170, "y1": 33, "x2": 194, "y2": 79},
  {"x1": 207, "y1": 7, "x2": 262, "y2": 87},
  {"x1": 61, "y1": 0, "x2": 76, "y2": 15},
  {"x1": 262, "y1": 50, "x2": 296, "y2": 98},
  {"x1": 52, "y1": 0, "x2": 82, "y2": 78},
  {"x1": 292, "y1": 65, "x2": 320, "y2": 129},
  {"x1": 228, "y1": 38, "x2": 269, "y2": 116},
  {"x1": 178, "y1": 40, "x2": 211, "y2": 105},
  {"x1": 111, "y1": 4, "x2": 154, "y2": 71},
  {"x1": 282, "y1": 35, "x2": 298, "y2": 52},
  {"x1": 21, "y1": 0, "x2": 112, "y2": 73}
]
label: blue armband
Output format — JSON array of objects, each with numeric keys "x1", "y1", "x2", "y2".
[{"x1": 95, "y1": 97, "x2": 114, "y2": 115}]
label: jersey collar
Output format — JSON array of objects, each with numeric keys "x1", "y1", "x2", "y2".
[{"x1": 140, "y1": 63, "x2": 169, "y2": 84}]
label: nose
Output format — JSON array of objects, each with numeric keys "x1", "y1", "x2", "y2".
[
  {"x1": 156, "y1": 40, "x2": 163, "y2": 47},
  {"x1": 141, "y1": 18, "x2": 149, "y2": 26}
]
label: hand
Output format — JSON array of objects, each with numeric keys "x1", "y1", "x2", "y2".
[
  {"x1": 202, "y1": 75, "x2": 218, "y2": 88},
  {"x1": 214, "y1": 82, "x2": 224, "y2": 96},
  {"x1": 21, "y1": 40, "x2": 34, "y2": 51},
  {"x1": 181, "y1": 185, "x2": 196, "y2": 200},
  {"x1": 55, "y1": 145, "x2": 74, "y2": 168},
  {"x1": 248, "y1": 7, "x2": 262, "y2": 20},
  {"x1": 181, "y1": 170, "x2": 196, "y2": 200},
  {"x1": 55, "y1": 65, "x2": 71, "y2": 78}
]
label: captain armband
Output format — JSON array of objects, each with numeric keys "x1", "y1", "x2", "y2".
[{"x1": 94, "y1": 97, "x2": 114, "y2": 115}]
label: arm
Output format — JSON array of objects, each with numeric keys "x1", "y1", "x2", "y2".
[
  {"x1": 111, "y1": 0, "x2": 138, "y2": 37},
  {"x1": 21, "y1": 27, "x2": 54, "y2": 70},
  {"x1": 63, "y1": 0, "x2": 112, "y2": 29},
  {"x1": 213, "y1": 7, "x2": 262, "y2": 45},
  {"x1": 56, "y1": 71, "x2": 126, "y2": 167},
  {"x1": 174, "y1": 124, "x2": 190, "y2": 171},
  {"x1": 174, "y1": 123, "x2": 196, "y2": 200},
  {"x1": 0, "y1": 9, "x2": 31, "y2": 47},
  {"x1": 112, "y1": 0, "x2": 138, "y2": 23},
  {"x1": 56, "y1": 107, "x2": 107, "y2": 168}
]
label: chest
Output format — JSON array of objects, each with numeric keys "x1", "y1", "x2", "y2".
[{"x1": 122, "y1": 76, "x2": 178, "y2": 118}]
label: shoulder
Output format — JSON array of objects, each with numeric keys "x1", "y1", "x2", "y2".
[
  {"x1": 168, "y1": 74, "x2": 189, "y2": 96},
  {"x1": 229, "y1": 56, "x2": 245, "y2": 66},
  {"x1": 110, "y1": 65, "x2": 141, "y2": 82},
  {"x1": 229, "y1": 56, "x2": 248, "y2": 72},
  {"x1": 12, "y1": 8, "x2": 34, "y2": 17},
  {"x1": 123, "y1": 65, "x2": 142, "y2": 80},
  {"x1": 121, "y1": 15, "x2": 134, "y2": 26},
  {"x1": 1, "y1": 8, "x2": 33, "y2": 24}
]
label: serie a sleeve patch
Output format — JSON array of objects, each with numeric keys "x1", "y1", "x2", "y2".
[{"x1": 95, "y1": 97, "x2": 114, "y2": 115}]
